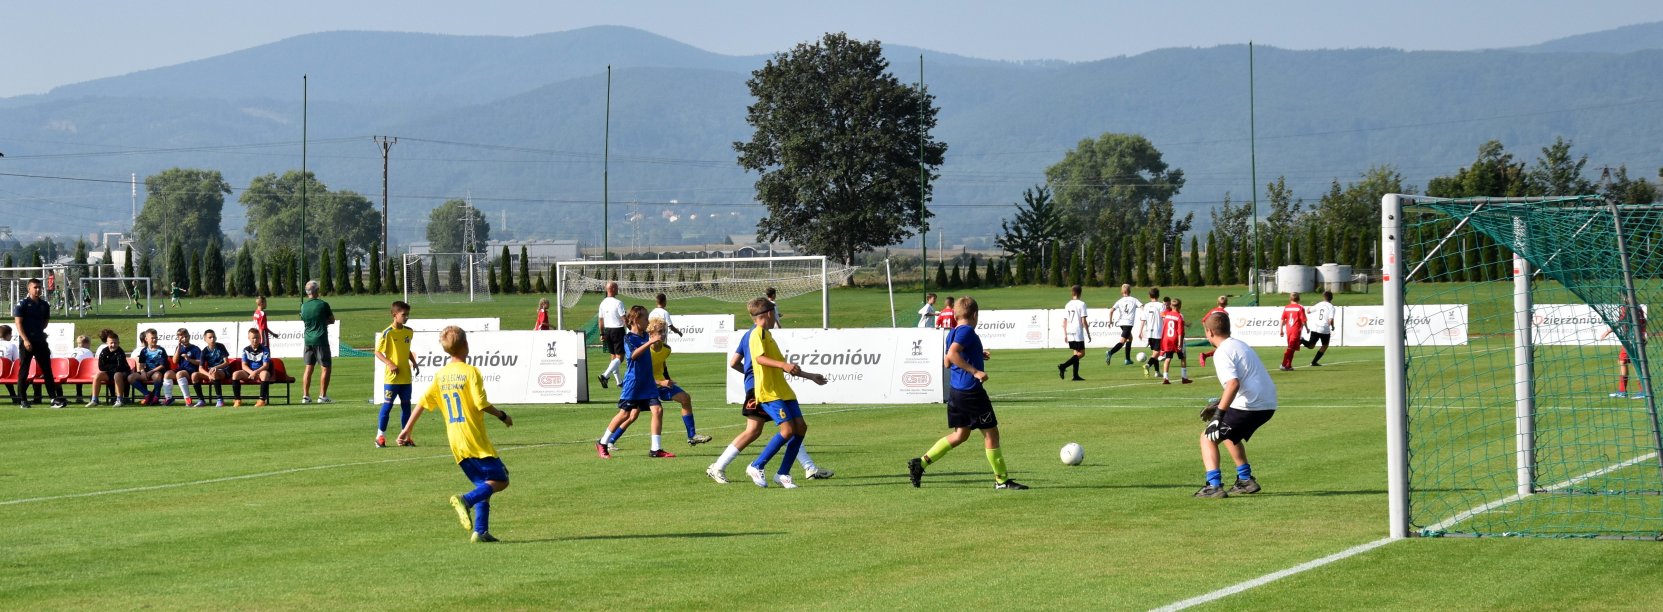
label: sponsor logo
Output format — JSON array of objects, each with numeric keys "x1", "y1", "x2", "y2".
[
  {"x1": 902, "y1": 371, "x2": 931, "y2": 387},
  {"x1": 537, "y1": 372, "x2": 566, "y2": 388},
  {"x1": 545, "y1": 341, "x2": 559, "y2": 358},
  {"x1": 1026, "y1": 331, "x2": 1044, "y2": 341},
  {"x1": 978, "y1": 321, "x2": 1016, "y2": 330},
  {"x1": 911, "y1": 339, "x2": 924, "y2": 357},
  {"x1": 783, "y1": 349, "x2": 883, "y2": 366}
]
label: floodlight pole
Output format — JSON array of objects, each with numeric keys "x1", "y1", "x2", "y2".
[
  {"x1": 918, "y1": 54, "x2": 928, "y2": 296},
  {"x1": 300, "y1": 74, "x2": 308, "y2": 308},
  {"x1": 603, "y1": 65, "x2": 611, "y2": 261},
  {"x1": 1248, "y1": 42, "x2": 1260, "y2": 306},
  {"x1": 374, "y1": 136, "x2": 397, "y2": 265}
]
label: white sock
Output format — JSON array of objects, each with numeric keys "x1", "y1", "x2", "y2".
[
  {"x1": 377, "y1": 429, "x2": 385, "y2": 436},
  {"x1": 161, "y1": 380, "x2": 174, "y2": 398},
  {"x1": 1181, "y1": 367, "x2": 1188, "y2": 378},
  {"x1": 602, "y1": 358, "x2": 620, "y2": 378},
  {"x1": 797, "y1": 448, "x2": 817, "y2": 471},
  {"x1": 716, "y1": 444, "x2": 742, "y2": 470},
  {"x1": 651, "y1": 434, "x2": 662, "y2": 451},
  {"x1": 601, "y1": 428, "x2": 614, "y2": 443}
]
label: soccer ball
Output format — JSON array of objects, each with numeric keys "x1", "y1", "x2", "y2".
[
  {"x1": 1060, "y1": 442, "x2": 1084, "y2": 466},
  {"x1": 1134, "y1": 351, "x2": 1146, "y2": 363}
]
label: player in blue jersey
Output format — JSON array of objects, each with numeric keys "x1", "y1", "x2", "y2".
[
  {"x1": 132, "y1": 329, "x2": 171, "y2": 406},
  {"x1": 168, "y1": 328, "x2": 203, "y2": 406},
  {"x1": 596, "y1": 305, "x2": 676, "y2": 458},
  {"x1": 908, "y1": 297, "x2": 1028, "y2": 490},
  {"x1": 231, "y1": 328, "x2": 273, "y2": 407},
  {"x1": 705, "y1": 311, "x2": 833, "y2": 484},
  {"x1": 193, "y1": 329, "x2": 232, "y2": 407}
]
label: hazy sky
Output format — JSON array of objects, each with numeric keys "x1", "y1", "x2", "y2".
[{"x1": 4, "y1": 0, "x2": 1662, "y2": 98}]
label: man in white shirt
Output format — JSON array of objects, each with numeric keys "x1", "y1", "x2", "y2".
[
  {"x1": 0, "y1": 325, "x2": 15, "y2": 403},
  {"x1": 764, "y1": 287, "x2": 782, "y2": 328},
  {"x1": 1195, "y1": 311, "x2": 1279, "y2": 499},
  {"x1": 1137, "y1": 288, "x2": 1166, "y2": 377},
  {"x1": 648, "y1": 293, "x2": 683, "y2": 337},
  {"x1": 596, "y1": 282, "x2": 626, "y2": 388},
  {"x1": 1104, "y1": 284, "x2": 1142, "y2": 366},
  {"x1": 1058, "y1": 285, "x2": 1090, "y2": 381},
  {"x1": 1302, "y1": 290, "x2": 1336, "y2": 367},
  {"x1": 917, "y1": 293, "x2": 938, "y2": 328}
]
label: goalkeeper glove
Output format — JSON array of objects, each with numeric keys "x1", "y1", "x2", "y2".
[
  {"x1": 1199, "y1": 398, "x2": 1222, "y2": 422},
  {"x1": 1205, "y1": 416, "x2": 1232, "y2": 442}
]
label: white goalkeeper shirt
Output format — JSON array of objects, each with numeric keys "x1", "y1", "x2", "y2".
[
  {"x1": 1212, "y1": 337, "x2": 1277, "y2": 411},
  {"x1": 1112, "y1": 296, "x2": 1142, "y2": 327},
  {"x1": 1140, "y1": 300, "x2": 1166, "y2": 340},
  {"x1": 1062, "y1": 299, "x2": 1088, "y2": 342},
  {"x1": 1307, "y1": 300, "x2": 1335, "y2": 334},
  {"x1": 598, "y1": 296, "x2": 624, "y2": 329}
]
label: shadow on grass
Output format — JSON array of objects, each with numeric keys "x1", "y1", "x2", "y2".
[
  {"x1": 1264, "y1": 489, "x2": 1387, "y2": 497},
  {"x1": 504, "y1": 531, "x2": 785, "y2": 544}
]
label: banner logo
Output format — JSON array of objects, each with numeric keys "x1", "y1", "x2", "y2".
[
  {"x1": 902, "y1": 371, "x2": 931, "y2": 387},
  {"x1": 537, "y1": 372, "x2": 566, "y2": 388}
]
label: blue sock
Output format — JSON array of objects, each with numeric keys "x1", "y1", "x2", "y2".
[
  {"x1": 378, "y1": 403, "x2": 392, "y2": 431},
  {"x1": 132, "y1": 381, "x2": 149, "y2": 396},
  {"x1": 608, "y1": 427, "x2": 627, "y2": 444},
  {"x1": 400, "y1": 405, "x2": 411, "y2": 429},
  {"x1": 750, "y1": 433, "x2": 788, "y2": 470},
  {"x1": 1206, "y1": 469, "x2": 1223, "y2": 488},
  {"x1": 474, "y1": 501, "x2": 490, "y2": 534},
  {"x1": 461, "y1": 482, "x2": 493, "y2": 507},
  {"x1": 1236, "y1": 463, "x2": 1253, "y2": 481},
  {"x1": 682, "y1": 414, "x2": 697, "y2": 438},
  {"x1": 778, "y1": 434, "x2": 803, "y2": 476}
]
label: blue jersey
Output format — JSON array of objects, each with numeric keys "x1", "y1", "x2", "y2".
[
  {"x1": 138, "y1": 346, "x2": 169, "y2": 372},
  {"x1": 242, "y1": 344, "x2": 270, "y2": 370},
  {"x1": 201, "y1": 342, "x2": 229, "y2": 369},
  {"x1": 175, "y1": 343, "x2": 202, "y2": 372},
  {"x1": 11, "y1": 296, "x2": 50, "y2": 339},
  {"x1": 619, "y1": 332, "x2": 658, "y2": 401},
  {"x1": 946, "y1": 324, "x2": 985, "y2": 392},
  {"x1": 733, "y1": 329, "x2": 755, "y2": 391}
]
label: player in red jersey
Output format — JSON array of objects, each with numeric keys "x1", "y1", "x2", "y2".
[
  {"x1": 252, "y1": 295, "x2": 280, "y2": 347},
  {"x1": 534, "y1": 298, "x2": 553, "y2": 330},
  {"x1": 1199, "y1": 295, "x2": 1229, "y2": 366},
  {"x1": 1601, "y1": 303, "x2": 1649, "y2": 398},
  {"x1": 1160, "y1": 298, "x2": 1193, "y2": 384},
  {"x1": 1278, "y1": 293, "x2": 1307, "y2": 371},
  {"x1": 935, "y1": 295, "x2": 957, "y2": 329}
]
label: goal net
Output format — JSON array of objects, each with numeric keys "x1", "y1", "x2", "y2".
[
  {"x1": 79, "y1": 276, "x2": 155, "y2": 317},
  {"x1": 1384, "y1": 194, "x2": 1663, "y2": 539},
  {"x1": 404, "y1": 253, "x2": 493, "y2": 304},
  {"x1": 554, "y1": 256, "x2": 857, "y2": 329}
]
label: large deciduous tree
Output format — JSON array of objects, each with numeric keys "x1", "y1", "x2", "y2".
[
  {"x1": 135, "y1": 168, "x2": 230, "y2": 257},
  {"x1": 425, "y1": 199, "x2": 491, "y2": 254},
  {"x1": 1045, "y1": 133, "x2": 1190, "y2": 245},
  {"x1": 240, "y1": 170, "x2": 381, "y2": 268},
  {"x1": 735, "y1": 32, "x2": 947, "y2": 271}
]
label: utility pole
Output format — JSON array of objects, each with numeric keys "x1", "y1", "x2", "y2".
[
  {"x1": 1248, "y1": 43, "x2": 1260, "y2": 306},
  {"x1": 374, "y1": 135, "x2": 397, "y2": 266},
  {"x1": 300, "y1": 74, "x2": 309, "y2": 306},
  {"x1": 918, "y1": 54, "x2": 927, "y2": 294},
  {"x1": 603, "y1": 65, "x2": 612, "y2": 261}
]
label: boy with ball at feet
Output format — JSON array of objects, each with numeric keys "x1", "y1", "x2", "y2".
[
  {"x1": 398, "y1": 326, "x2": 513, "y2": 542},
  {"x1": 744, "y1": 297, "x2": 828, "y2": 488},
  {"x1": 1194, "y1": 312, "x2": 1278, "y2": 499},
  {"x1": 908, "y1": 297, "x2": 1028, "y2": 490}
]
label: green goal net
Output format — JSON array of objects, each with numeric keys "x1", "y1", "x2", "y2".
[{"x1": 1384, "y1": 194, "x2": 1663, "y2": 539}]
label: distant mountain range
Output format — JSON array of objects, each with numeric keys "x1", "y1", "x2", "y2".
[{"x1": 3, "y1": 23, "x2": 1663, "y2": 252}]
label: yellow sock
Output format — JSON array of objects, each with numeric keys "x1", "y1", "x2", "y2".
[
  {"x1": 986, "y1": 447, "x2": 1008, "y2": 483},
  {"x1": 923, "y1": 436, "x2": 954, "y2": 465}
]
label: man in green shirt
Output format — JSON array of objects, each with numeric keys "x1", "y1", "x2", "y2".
[{"x1": 299, "y1": 280, "x2": 336, "y2": 403}]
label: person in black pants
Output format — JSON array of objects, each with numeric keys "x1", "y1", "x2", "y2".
[{"x1": 14, "y1": 278, "x2": 66, "y2": 409}]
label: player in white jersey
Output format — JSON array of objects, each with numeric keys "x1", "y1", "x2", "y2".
[
  {"x1": 1104, "y1": 284, "x2": 1143, "y2": 366},
  {"x1": 1137, "y1": 288, "x2": 1166, "y2": 377},
  {"x1": 648, "y1": 293, "x2": 684, "y2": 337},
  {"x1": 1302, "y1": 290, "x2": 1335, "y2": 367},
  {"x1": 917, "y1": 293, "x2": 938, "y2": 328},
  {"x1": 1057, "y1": 285, "x2": 1090, "y2": 381}
]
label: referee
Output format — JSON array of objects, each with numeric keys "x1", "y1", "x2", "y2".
[{"x1": 596, "y1": 282, "x2": 626, "y2": 389}]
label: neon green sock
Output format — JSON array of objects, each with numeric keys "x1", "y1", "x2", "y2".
[
  {"x1": 923, "y1": 436, "x2": 954, "y2": 465},
  {"x1": 986, "y1": 447, "x2": 1008, "y2": 483}
]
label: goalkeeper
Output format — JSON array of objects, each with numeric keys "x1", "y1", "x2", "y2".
[{"x1": 1194, "y1": 311, "x2": 1278, "y2": 499}]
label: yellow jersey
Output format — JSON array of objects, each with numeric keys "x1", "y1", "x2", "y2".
[
  {"x1": 376, "y1": 324, "x2": 415, "y2": 385},
  {"x1": 419, "y1": 361, "x2": 499, "y2": 463},
  {"x1": 649, "y1": 342, "x2": 672, "y2": 382},
  {"x1": 749, "y1": 327, "x2": 796, "y2": 403}
]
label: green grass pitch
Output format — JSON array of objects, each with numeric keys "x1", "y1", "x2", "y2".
[{"x1": 4, "y1": 286, "x2": 1663, "y2": 609}]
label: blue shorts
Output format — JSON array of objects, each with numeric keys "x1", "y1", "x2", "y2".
[
  {"x1": 657, "y1": 384, "x2": 686, "y2": 402},
  {"x1": 382, "y1": 383, "x2": 412, "y2": 407},
  {"x1": 617, "y1": 397, "x2": 662, "y2": 412},
  {"x1": 761, "y1": 399, "x2": 802, "y2": 425},
  {"x1": 458, "y1": 457, "x2": 509, "y2": 485}
]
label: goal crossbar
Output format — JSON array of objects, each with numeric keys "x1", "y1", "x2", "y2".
[{"x1": 555, "y1": 256, "x2": 842, "y2": 329}]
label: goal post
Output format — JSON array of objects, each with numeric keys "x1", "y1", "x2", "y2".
[
  {"x1": 403, "y1": 252, "x2": 492, "y2": 304},
  {"x1": 554, "y1": 255, "x2": 857, "y2": 329},
  {"x1": 77, "y1": 276, "x2": 154, "y2": 317},
  {"x1": 1383, "y1": 193, "x2": 1663, "y2": 540}
]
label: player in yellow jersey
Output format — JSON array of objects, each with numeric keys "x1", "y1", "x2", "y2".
[
  {"x1": 397, "y1": 326, "x2": 514, "y2": 543},
  {"x1": 374, "y1": 301, "x2": 420, "y2": 448},
  {"x1": 743, "y1": 297, "x2": 827, "y2": 489}
]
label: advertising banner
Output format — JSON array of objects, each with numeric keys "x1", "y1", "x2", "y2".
[
  {"x1": 1531, "y1": 304, "x2": 1644, "y2": 346},
  {"x1": 661, "y1": 314, "x2": 737, "y2": 354},
  {"x1": 973, "y1": 309, "x2": 1050, "y2": 350},
  {"x1": 133, "y1": 321, "x2": 243, "y2": 356},
  {"x1": 371, "y1": 330, "x2": 588, "y2": 404},
  {"x1": 1342, "y1": 304, "x2": 1469, "y2": 346},
  {"x1": 404, "y1": 318, "x2": 501, "y2": 333},
  {"x1": 1043, "y1": 308, "x2": 1125, "y2": 349},
  {"x1": 726, "y1": 328, "x2": 946, "y2": 404}
]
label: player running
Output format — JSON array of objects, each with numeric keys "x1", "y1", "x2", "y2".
[
  {"x1": 707, "y1": 309, "x2": 833, "y2": 484},
  {"x1": 375, "y1": 301, "x2": 420, "y2": 447},
  {"x1": 742, "y1": 297, "x2": 828, "y2": 488},
  {"x1": 908, "y1": 297, "x2": 1028, "y2": 490},
  {"x1": 1279, "y1": 292, "x2": 1308, "y2": 371},
  {"x1": 1137, "y1": 288, "x2": 1166, "y2": 377},
  {"x1": 1303, "y1": 290, "x2": 1335, "y2": 367},
  {"x1": 1058, "y1": 285, "x2": 1090, "y2": 381},
  {"x1": 596, "y1": 282, "x2": 625, "y2": 389},
  {"x1": 1104, "y1": 284, "x2": 1142, "y2": 366},
  {"x1": 398, "y1": 326, "x2": 514, "y2": 543},
  {"x1": 1195, "y1": 311, "x2": 1278, "y2": 498},
  {"x1": 1160, "y1": 298, "x2": 1193, "y2": 384},
  {"x1": 596, "y1": 306, "x2": 676, "y2": 458}
]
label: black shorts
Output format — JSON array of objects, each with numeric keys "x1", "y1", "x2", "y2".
[
  {"x1": 1220, "y1": 409, "x2": 1275, "y2": 443},
  {"x1": 1119, "y1": 325, "x2": 1133, "y2": 341},
  {"x1": 602, "y1": 327, "x2": 625, "y2": 355},
  {"x1": 1306, "y1": 332, "x2": 1331, "y2": 347},
  {"x1": 617, "y1": 398, "x2": 660, "y2": 412},
  {"x1": 1163, "y1": 349, "x2": 1187, "y2": 361},
  {"x1": 1067, "y1": 341, "x2": 1086, "y2": 351},
  {"x1": 946, "y1": 387, "x2": 998, "y2": 430},
  {"x1": 303, "y1": 341, "x2": 332, "y2": 367},
  {"x1": 1148, "y1": 338, "x2": 1162, "y2": 351}
]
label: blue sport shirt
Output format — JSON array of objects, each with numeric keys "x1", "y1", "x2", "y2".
[
  {"x1": 11, "y1": 296, "x2": 50, "y2": 339},
  {"x1": 946, "y1": 324, "x2": 985, "y2": 392},
  {"x1": 242, "y1": 345, "x2": 270, "y2": 370},
  {"x1": 733, "y1": 329, "x2": 755, "y2": 391},
  {"x1": 619, "y1": 332, "x2": 659, "y2": 401}
]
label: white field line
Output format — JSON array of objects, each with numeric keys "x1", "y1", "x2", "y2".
[
  {"x1": 0, "y1": 404, "x2": 899, "y2": 507},
  {"x1": 1150, "y1": 452, "x2": 1660, "y2": 611}
]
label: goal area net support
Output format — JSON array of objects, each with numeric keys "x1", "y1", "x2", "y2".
[
  {"x1": 404, "y1": 253, "x2": 492, "y2": 304},
  {"x1": 554, "y1": 256, "x2": 857, "y2": 329},
  {"x1": 1383, "y1": 194, "x2": 1663, "y2": 540}
]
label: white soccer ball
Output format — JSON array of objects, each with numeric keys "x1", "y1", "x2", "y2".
[
  {"x1": 1134, "y1": 351, "x2": 1146, "y2": 363},
  {"x1": 1060, "y1": 442, "x2": 1084, "y2": 466}
]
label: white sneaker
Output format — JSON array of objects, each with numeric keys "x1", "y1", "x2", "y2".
[
  {"x1": 805, "y1": 466, "x2": 835, "y2": 479},
  {"x1": 215, "y1": 400, "x2": 224, "y2": 407},
  {"x1": 745, "y1": 465, "x2": 768, "y2": 488},
  {"x1": 113, "y1": 398, "x2": 125, "y2": 407},
  {"x1": 85, "y1": 399, "x2": 100, "y2": 408},
  {"x1": 301, "y1": 396, "x2": 311, "y2": 404},
  {"x1": 706, "y1": 464, "x2": 729, "y2": 484},
  {"x1": 317, "y1": 396, "x2": 333, "y2": 404},
  {"x1": 189, "y1": 399, "x2": 205, "y2": 408},
  {"x1": 775, "y1": 474, "x2": 798, "y2": 489}
]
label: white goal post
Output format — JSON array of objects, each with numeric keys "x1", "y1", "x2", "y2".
[
  {"x1": 554, "y1": 255, "x2": 858, "y2": 329},
  {"x1": 78, "y1": 276, "x2": 155, "y2": 317},
  {"x1": 403, "y1": 252, "x2": 493, "y2": 304}
]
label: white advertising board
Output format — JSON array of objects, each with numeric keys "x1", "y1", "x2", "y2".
[
  {"x1": 1342, "y1": 304, "x2": 1469, "y2": 346},
  {"x1": 1530, "y1": 304, "x2": 1645, "y2": 346},
  {"x1": 1219, "y1": 307, "x2": 1293, "y2": 347},
  {"x1": 45, "y1": 323, "x2": 76, "y2": 355},
  {"x1": 726, "y1": 327, "x2": 946, "y2": 405},
  {"x1": 371, "y1": 330, "x2": 589, "y2": 404},
  {"x1": 404, "y1": 318, "x2": 501, "y2": 332},
  {"x1": 974, "y1": 309, "x2": 1050, "y2": 350},
  {"x1": 250, "y1": 320, "x2": 342, "y2": 358},
  {"x1": 662, "y1": 314, "x2": 737, "y2": 354},
  {"x1": 1044, "y1": 308, "x2": 1124, "y2": 349}
]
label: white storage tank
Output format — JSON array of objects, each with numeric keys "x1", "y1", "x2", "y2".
[
  {"x1": 1276, "y1": 265, "x2": 1316, "y2": 294},
  {"x1": 1316, "y1": 263, "x2": 1353, "y2": 293}
]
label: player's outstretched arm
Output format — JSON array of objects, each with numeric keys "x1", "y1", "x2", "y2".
[
  {"x1": 397, "y1": 406, "x2": 427, "y2": 444},
  {"x1": 483, "y1": 405, "x2": 513, "y2": 427}
]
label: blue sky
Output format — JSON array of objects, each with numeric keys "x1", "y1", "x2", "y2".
[{"x1": 4, "y1": 0, "x2": 1662, "y2": 97}]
